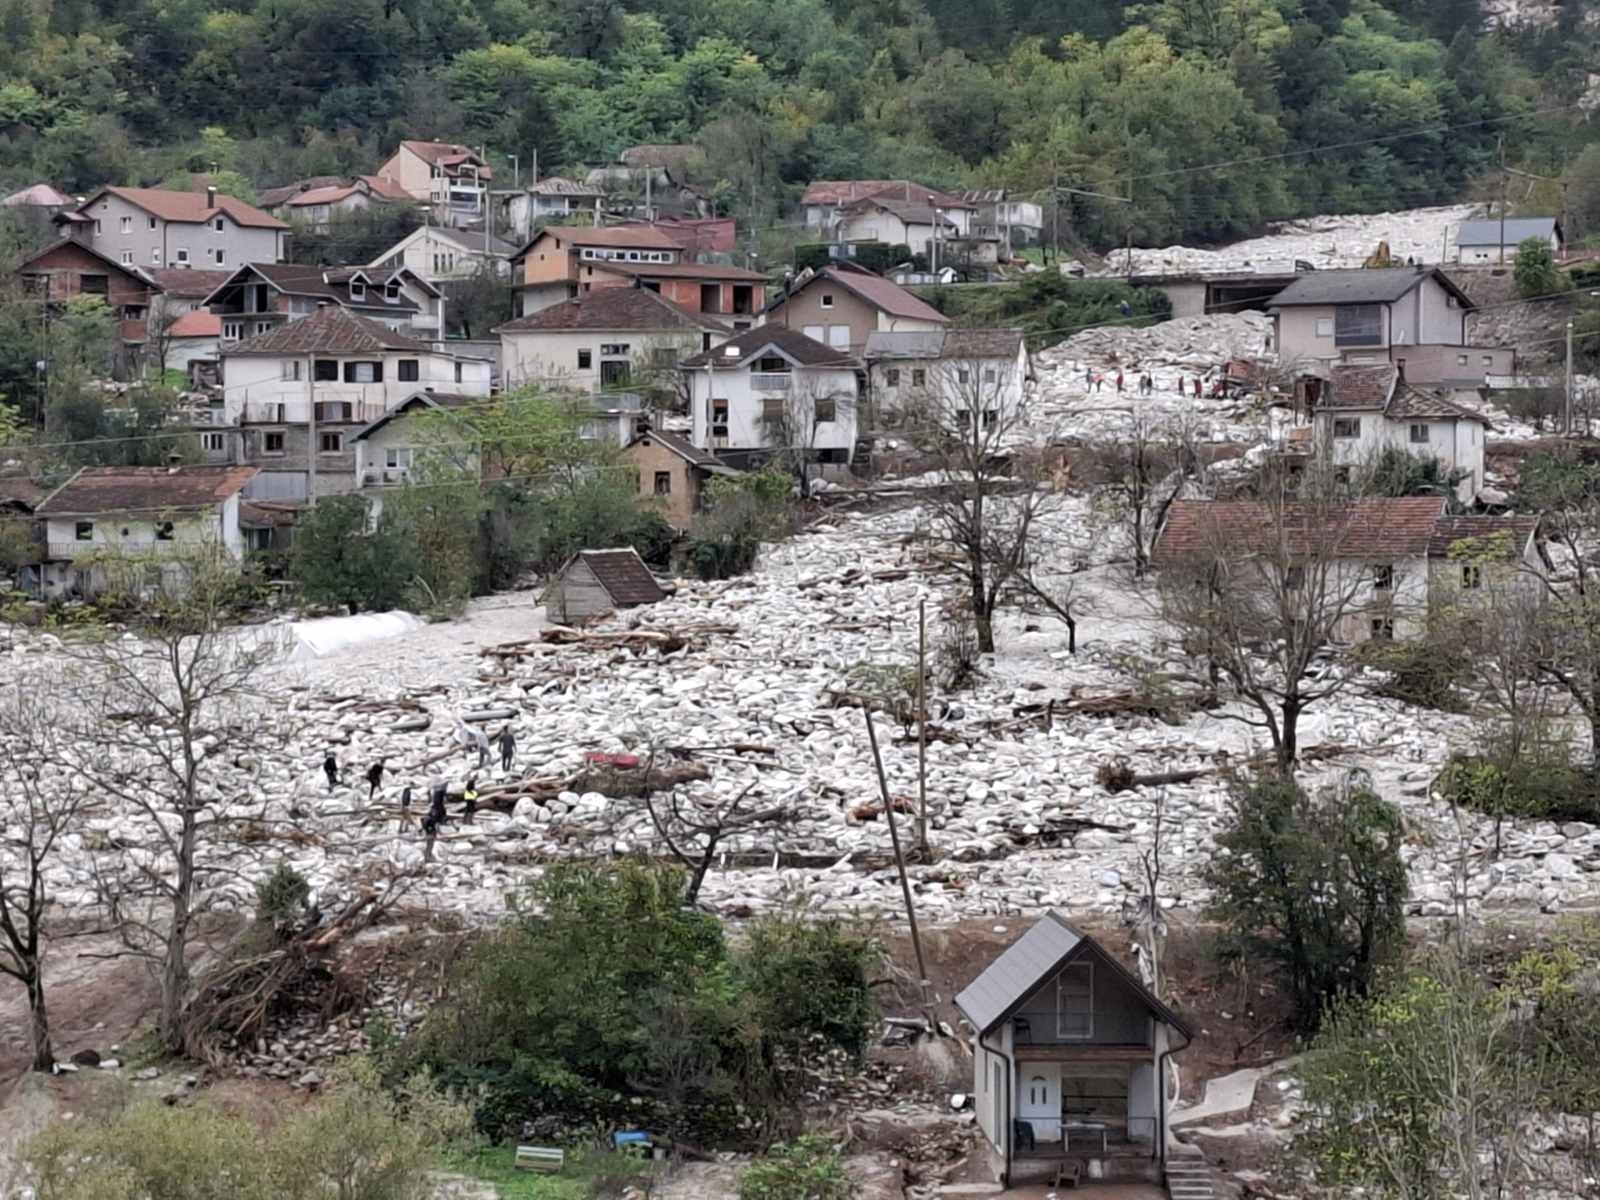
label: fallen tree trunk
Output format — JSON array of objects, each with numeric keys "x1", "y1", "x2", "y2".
[{"x1": 480, "y1": 761, "x2": 711, "y2": 811}]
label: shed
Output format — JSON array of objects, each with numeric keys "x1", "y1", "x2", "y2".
[{"x1": 547, "y1": 548, "x2": 666, "y2": 621}]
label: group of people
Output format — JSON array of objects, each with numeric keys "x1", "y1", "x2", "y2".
[
  {"x1": 1082, "y1": 367, "x2": 1160, "y2": 396},
  {"x1": 319, "y1": 719, "x2": 519, "y2": 856}
]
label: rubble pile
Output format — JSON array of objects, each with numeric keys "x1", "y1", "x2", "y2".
[
  {"x1": 5, "y1": 504, "x2": 1598, "y2": 937},
  {"x1": 1095, "y1": 204, "x2": 1475, "y2": 277}
]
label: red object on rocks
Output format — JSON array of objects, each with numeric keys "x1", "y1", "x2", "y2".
[{"x1": 585, "y1": 751, "x2": 641, "y2": 768}]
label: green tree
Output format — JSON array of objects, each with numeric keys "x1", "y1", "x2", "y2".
[
  {"x1": 1513, "y1": 234, "x2": 1571, "y2": 299},
  {"x1": 376, "y1": 474, "x2": 481, "y2": 615},
  {"x1": 1205, "y1": 772, "x2": 1408, "y2": 1031},
  {"x1": 290, "y1": 495, "x2": 415, "y2": 613},
  {"x1": 739, "y1": 1135, "x2": 856, "y2": 1200}
]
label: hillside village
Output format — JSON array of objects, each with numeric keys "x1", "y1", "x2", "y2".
[{"x1": 2, "y1": 10, "x2": 1600, "y2": 1199}]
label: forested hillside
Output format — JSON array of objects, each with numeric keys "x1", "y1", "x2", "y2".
[{"x1": 0, "y1": 0, "x2": 1597, "y2": 250}]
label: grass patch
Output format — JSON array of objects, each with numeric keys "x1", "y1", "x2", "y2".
[{"x1": 441, "y1": 1145, "x2": 653, "y2": 1199}]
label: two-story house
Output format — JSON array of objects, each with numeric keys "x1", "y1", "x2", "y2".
[
  {"x1": 501, "y1": 177, "x2": 607, "y2": 241},
  {"x1": 203, "y1": 263, "x2": 446, "y2": 343},
  {"x1": 1309, "y1": 363, "x2": 1493, "y2": 504},
  {"x1": 367, "y1": 224, "x2": 517, "y2": 285},
  {"x1": 956, "y1": 189, "x2": 1044, "y2": 253},
  {"x1": 763, "y1": 262, "x2": 948, "y2": 353},
  {"x1": 1267, "y1": 267, "x2": 1513, "y2": 386},
  {"x1": 496, "y1": 286, "x2": 727, "y2": 393},
  {"x1": 15, "y1": 238, "x2": 161, "y2": 366},
  {"x1": 835, "y1": 197, "x2": 960, "y2": 259},
  {"x1": 350, "y1": 390, "x2": 482, "y2": 511},
  {"x1": 221, "y1": 306, "x2": 492, "y2": 501},
  {"x1": 865, "y1": 327, "x2": 1030, "y2": 432},
  {"x1": 681, "y1": 326, "x2": 861, "y2": 470},
  {"x1": 376, "y1": 141, "x2": 492, "y2": 226},
  {"x1": 31, "y1": 465, "x2": 258, "y2": 598},
  {"x1": 956, "y1": 913, "x2": 1193, "y2": 1187},
  {"x1": 54, "y1": 186, "x2": 287, "y2": 270},
  {"x1": 273, "y1": 176, "x2": 414, "y2": 231},
  {"x1": 800, "y1": 180, "x2": 975, "y2": 235}
]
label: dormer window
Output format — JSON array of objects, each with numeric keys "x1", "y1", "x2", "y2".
[
  {"x1": 385, "y1": 282, "x2": 400, "y2": 301},
  {"x1": 350, "y1": 281, "x2": 366, "y2": 301}
]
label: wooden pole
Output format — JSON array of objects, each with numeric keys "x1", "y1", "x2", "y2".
[
  {"x1": 917, "y1": 598, "x2": 928, "y2": 857},
  {"x1": 863, "y1": 708, "x2": 929, "y2": 999}
]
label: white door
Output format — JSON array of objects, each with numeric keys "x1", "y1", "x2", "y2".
[
  {"x1": 827, "y1": 324, "x2": 850, "y2": 348},
  {"x1": 1019, "y1": 1063, "x2": 1061, "y2": 1144}
]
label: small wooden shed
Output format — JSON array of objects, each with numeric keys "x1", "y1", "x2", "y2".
[{"x1": 547, "y1": 547, "x2": 666, "y2": 622}]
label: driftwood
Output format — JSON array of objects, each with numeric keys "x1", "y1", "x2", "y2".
[
  {"x1": 484, "y1": 624, "x2": 738, "y2": 660},
  {"x1": 1095, "y1": 740, "x2": 1372, "y2": 794},
  {"x1": 480, "y1": 761, "x2": 711, "y2": 811}
]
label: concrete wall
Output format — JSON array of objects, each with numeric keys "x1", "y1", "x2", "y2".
[
  {"x1": 223, "y1": 351, "x2": 491, "y2": 423},
  {"x1": 238, "y1": 422, "x2": 362, "y2": 500},
  {"x1": 1389, "y1": 344, "x2": 1514, "y2": 386},
  {"x1": 1158, "y1": 281, "x2": 1208, "y2": 319},
  {"x1": 869, "y1": 346, "x2": 1027, "y2": 429},
  {"x1": 1315, "y1": 410, "x2": 1484, "y2": 503},
  {"x1": 687, "y1": 364, "x2": 860, "y2": 454},
  {"x1": 501, "y1": 329, "x2": 709, "y2": 391},
  {"x1": 1456, "y1": 233, "x2": 1559, "y2": 264},
  {"x1": 766, "y1": 287, "x2": 879, "y2": 351}
]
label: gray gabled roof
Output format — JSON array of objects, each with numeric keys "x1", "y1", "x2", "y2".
[
  {"x1": 1456, "y1": 217, "x2": 1560, "y2": 247},
  {"x1": 1268, "y1": 268, "x2": 1473, "y2": 310},
  {"x1": 954, "y1": 911, "x2": 1193, "y2": 1039},
  {"x1": 864, "y1": 330, "x2": 947, "y2": 359}
]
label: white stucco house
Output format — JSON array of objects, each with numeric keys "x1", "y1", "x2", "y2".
[
  {"x1": 865, "y1": 327, "x2": 1030, "y2": 432},
  {"x1": 368, "y1": 224, "x2": 518, "y2": 285},
  {"x1": 1310, "y1": 363, "x2": 1492, "y2": 504},
  {"x1": 955, "y1": 913, "x2": 1193, "y2": 1187},
  {"x1": 681, "y1": 326, "x2": 862, "y2": 469},
  {"x1": 1453, "y1": 217, "x2": 1563, "y2": 265},
  {"x1": 31, "y1": 465, "x2": 258, "y2": 598}
]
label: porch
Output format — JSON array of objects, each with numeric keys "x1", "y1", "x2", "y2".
[{"x1": 1011, "y1": 1049, "x2": 1159, "y2": 1166}]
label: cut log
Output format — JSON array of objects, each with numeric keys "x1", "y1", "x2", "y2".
[
  {"x1": 391, "y1": 715, "x2": 431, "y2": 732},
  {"x1": 462, "y1": 707, "x2": 516, "y2": 722}
]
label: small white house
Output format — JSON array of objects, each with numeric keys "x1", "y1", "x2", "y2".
[
  {"x1": 680, "y1": 326, "x2": 862, "y2": 466},
  {"x1": 1453, "y1": 217, "x2": 1563, "y2": 265},
  {"x1": 31, "y1": 464, "x2": 258, "y2": 598},
  {"x1": 1311, "y1": 363, "x2": 1492, "y2": 504},
  {"x1": 368, "y1": 224, "x2": 518, "y2": 285},
  {"x1": 865, "y1": 327, "x2": 1030, "y2": 432}
]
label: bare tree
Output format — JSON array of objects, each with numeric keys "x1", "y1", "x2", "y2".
[
  {"x1": 45, "y1": 547, "x2": 286, "y2": 1053},
  {"x1": 643, "y1": 779, "x2": 790, "y2": 905},
  {"x1": 760, "y1": 380, "x2": 857, "y2": 500},
  {"x1": 902, "y1": 359, "x2": 1060, "y2": 653},
  {"x1": 1086, "y1": 413, "x2": 1206, "y2": 578},
  {"x1": 1155, "y1": 484, "x2": 1426, "y2": 773},
  {"x1": 0, "y1": 682, "x2": 93, "y2": 1071}
]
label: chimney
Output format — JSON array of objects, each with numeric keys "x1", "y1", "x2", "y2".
[
  {"x1": 1396, "y1": 358, "x2": 1406, "y2": 383},
  {"x1": 206, "y1": 185, "x2": 217, "y2": 208}
]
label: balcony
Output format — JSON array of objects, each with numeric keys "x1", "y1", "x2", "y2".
[{"x1": 751, "y1": 373, "x2": 791, "y2": 393}]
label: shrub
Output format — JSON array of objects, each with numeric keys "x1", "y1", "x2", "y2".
[
  {"x1": 1355, "y1": 634, "x2": 1470, "y2": 711},
  {"x1": 739, "y1": 1135, "x2": 856, "y2": 1200},
  {"x1": 687, "y1": 469, "x2": 793, "y2": 581},
  {"x1": 737, "y1": 910, "x2": 878, "y2": 1062},
  {"x1": 1437, "y1": 741, "x2": 1600, "y2": 833},
  {"x1": 255, "y1": 862, "x2": 311, "y2": 929},
  {"x1": 1513, "y1": 235, "x2": 1572, "y2": 299},
  {"x1": 1205, "y1": 771, "x2": 1408, "y2": 1032},
  {"x1": 290, "y1": 495, "x2": 414, "y2": 613}
]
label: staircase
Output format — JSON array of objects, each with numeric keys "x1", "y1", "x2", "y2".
[{"x1": 1165, "y1": 1154, "x2": 1216, "y2": 1200}]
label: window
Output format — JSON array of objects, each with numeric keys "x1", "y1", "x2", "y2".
[
  {"x1": 820, "y1": 293, "x2": 834, "y2": 309},
  {"x1": 1334, "y1": 304, "x2": 1382, "y2": 347},
  {"x1": 212, "y1": 248, "x2": 225, "y2": 265},
  {"x1": 254, "y1": 321, "x2": 271, "y2": 335},
  {"x1": 1056, "y1": 962, "x2": 1093, "y2": 1039},
  {"x1": 74, "y1": 521, "x2": 93, "y2": 541},
  {"x1": 654, "y1": 470, "x2": 672, "y2": 496},
  {"x1": 223, "y1": 321, "x2": 243, "y2": 340},
  {"x1": 350, "y1": 282, "x2": 366, "y2": 300},
  {"x1": 1462, "y1": 564, "x2": 1483, "y2": 590},
  {"x1": 343, "y1": 361, "x2": 381, "y2": 383},
  {"x1": 263, "y1": 432, "x2": 285, "y2": 454},
  {"x1": 1370, "y1": 617, "x2": 1395, "y2": 641},
  {"x1": 119, "y1": 250, "x2": 133, "y2": 265},
  {"x1": 150, "y1": 247, "x2": 160, "y2": 264},
  {"x1": 1285, "y1": 565, "x2": 1305, "y2": 590},
  {"x1": 600, "y1": 343, "x2": 630, "y2": 356},
  {"x1": 1315, "y1": 317, "x2": 1334, "y2": 338},
  {"x1": 176, "y1": 248, "x2": 189, "y2": 264},
  {"x1": 1482, "y1": 355, "x2": 1493, "y2": 367},
  {"x1": 958, "y1": 368, "x2": 971, "y2": 383},
  {"x1": 148, "y1": 216, "x2": 156, "y2": 230},
  {"x1": 815, "y1": 396, "x2": 837, "y2": 422},
  {"x1": 385, "y1": 282, "x2": 400, "y2": 301},
  {"x1": 398, "y1": 359, "x2": 419, "y2": 382},
  {"x1": 755, "y1": 354, "x2": 790, "y2": 374},
  {"x1": 1374, "y1": 564, "x2": 1393, "y2": 591},
  {"x1": 93, "y1": 219, "x2": 101, "y2": 235},
  {"x1": 385, "y1": 448, "x2": 413, "y2": 470},
  {"x1": 761, "y1": 396, "x2": 785, "y2": 423},
  {"x1": 1334, "y1": 465, "x2": 1352, "y2": 485},
  {"x1": 912, "y1": 368, "x2": 926, "y2": 387},
  {"x1": 119, "y1": 216, "x2": 131, "y2": 233},
  {"x1": 1409, "y1": 423, "x2": 1429, "y2": 443},
  {"x1": 214, "y1": 217, "x2": 224, "y2": 232},
  {"x1": 201, "y1": 432, "x2": 225, "y2": 452},
  {"x1": 454, "y1": 361, "x2": 463, "y2": 384},
  {"x1": 154, "y1": 521, "x2": 174, "y2": 541},
  {"x1": 1332, "y1": 417, "x2": 1360, "y2": 439},
  {"x1": 313, "y1": 359, "x2": 338, "y2": 382},
  {"x1": 1457, "y1": 354, "x2": 1469, "y2": 367},
  {"x1": 319, "y1": 432, "x2": 343, "y2": 454},
  {"x1": 577, "y1": 349, "x2": 592, "y2": 370},
  {"x1": 982, "y1": 408, "x2": 998, "y2": 429},
  {"x1": 886, "y1": 368, "x2": 901, "y2": 386},
  {"x1": 984, "y1": 368, "x2": 997, "y2": 383}
]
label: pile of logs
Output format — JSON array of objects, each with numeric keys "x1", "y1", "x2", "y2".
[{"x1": 483, "y1": 623, "x2": 738, "y2": 661}]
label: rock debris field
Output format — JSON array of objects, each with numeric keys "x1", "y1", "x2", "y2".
[{"x1": 5, "y1": 503, "x2": 1598, "y2": 935}]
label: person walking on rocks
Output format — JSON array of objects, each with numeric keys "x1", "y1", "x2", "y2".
[
  {"x1": 1115, "y1": 370, "x2": 1124, "y2": 394},
  {"x1": 399, "y1": 784, "x2": 413, "y2": 826},
  {"x1": 322, "y1": 751, "x2": 340, "y2": 792},
  {"x1": 1192, "y1": 376, "x2": 1201, "y2": 399},
  {"x1": 496, "y1": 725, "x2": 516, "y2": 773},
  {"x1": 422, "y1": 775, "x2": 447, "y2": 861},
  {"x1": 463, "y1": 775, "x2": 479, "y2": 821},
  {"x1": 454, "y1": 717, "x2": 491, "y2": 769},
  {"x1": 365, "y1": 759, "x2": 385, "y2": 801}
]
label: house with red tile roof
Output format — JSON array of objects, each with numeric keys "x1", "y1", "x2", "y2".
[
  {"x1": 376, "y1": 140, "x2": 492, "y2": 227},
  {"x1": 763, "y1": 262, "x2": 946, "y2": 353},
  {"x1": 56, "y1": 185, "x2": 288, "y2": 269}
]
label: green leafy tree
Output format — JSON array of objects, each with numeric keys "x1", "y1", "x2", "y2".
[
  {"x1": 376, "y1": 474, "x2": 482, "y2": 615},
  {"x1": 1513, "y1": 235, "x2": 1571, "y2": 299},
  {"x1": 290, "y1": 495, "x2": 414, "y2": 613},
  {"x1": 1205, "y1": 772, "x2": 1408, "y2": 1031}
]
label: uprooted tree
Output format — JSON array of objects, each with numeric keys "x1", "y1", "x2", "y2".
[{"x1": 902, "y1": 359, "x2": 1079, "y2": 654}]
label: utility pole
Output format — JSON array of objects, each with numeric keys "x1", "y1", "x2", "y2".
[
  {"x1": 916, "y1": 598, "x2": 928, "y2": 857},
  {"x1": 1498, "y1": 136, "x2": 1507, "y2": 266},
  {"x1": 863, "y1": 708, "x2": 929, "y2": 1006},
  {"x1": 508, "y1": 153, "x2": 519, "y2": 190},
  {"x1": 1566, "y1": 318, "x2": 1575, "y2": 435},
  {"x1": 305, "y1": 352, "x2": 317, "y2": 507}
]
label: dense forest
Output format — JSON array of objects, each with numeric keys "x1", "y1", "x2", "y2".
[{"x1": 0, "y1": 0, "x2": 1597, "y2": 252}]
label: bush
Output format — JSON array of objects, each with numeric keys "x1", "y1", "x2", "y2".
[
  {"x1": 687, "y1": 468, "x2": 793, "y2": 581},
  {"x1": 1205, "y1": 771, "x2": 1408, "y2": 1032},
  {"x1": 1513, "y1": 235, "x2": 1572, "y2": 299},
  {"x1": 290, "y1": 495, "x2": 414, "y2": 613},
  {"x1": 1437, "y1": 746, "x2": 1600, "y2": 829},
  {"x1": 739, "y1": 1135, "x2": 856, "y2": 1200},
  {"x1": 1361, "y1": 446, "x2": 1467, "y2": 501},
  {"x1": 255, "y1": 862, "x2": 311, "y2": 928},
  {"x1": 1354, "y1": 633, "x2": 1470, "y2": 711},
  {"x1": 738, "y1": 910, "x2": 878, "y2": 1062}
]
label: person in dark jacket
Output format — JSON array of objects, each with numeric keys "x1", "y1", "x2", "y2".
[
  {"x1": 322, "y1": 752, "x2": 340, "y2": 792},
  {"x1": 496, "y1": 725, "x2": 516, "y2": 773},
  {"x1": 366, "y1": 759, "x2": 384, "y2": 800}
]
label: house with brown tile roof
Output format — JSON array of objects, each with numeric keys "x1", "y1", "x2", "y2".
[
  {"x1": 764, "y1": 262, "x2": 947, "y2": 355},
  {"x1": 202, "y1": 261, "x2": 445, "y2": 341},
  {"x1": 58, "y1": 185, "x2": 287, "y2": 269},
  {"x1": 376, "y1": 141, "x2": 491, "y2": 227},
  {"x1": 31, "y1": 465, "x2": 259, "y2": 599},
  {"x1": 1150, "y1": 496, "x2": 1540, "y2": 643},
  {"x1": 14, "y1": 237, "x2": 162, "y2": 363},
  {"x1": 623, "y1": 427, "x2": 734, "y2": 531},
  {"x1": 1312, "y1": 363, "x2": 1492, "y2": 504}
]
